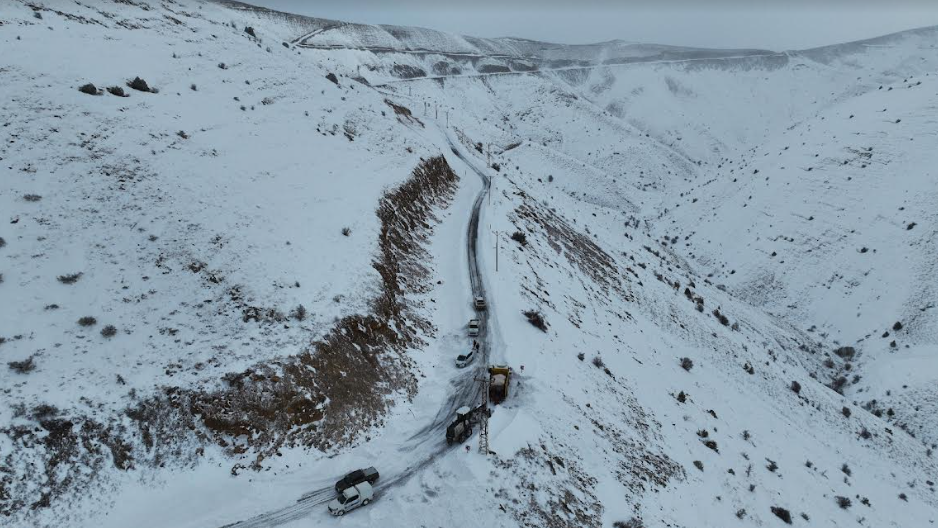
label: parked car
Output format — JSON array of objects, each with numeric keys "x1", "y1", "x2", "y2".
[
  {"x1": 468, "y1": 319, "x2": 480, "y2": 337},
  {"x1": 474, "y1": 296, "x2": 486, "y2": 310},
  {"x1": 334, "y1": 467, "x2": 380, "y2": 493},
  {"x1": 328, "y1": 482, "x2": 373, "y2": 516},
  {"x1": 456, "y1": 344, "x2": 476, "y2": 368}
]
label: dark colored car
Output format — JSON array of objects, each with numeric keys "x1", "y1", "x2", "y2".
[{"x1": 335, "y1": 467, "x2": 380, "y2": 493}]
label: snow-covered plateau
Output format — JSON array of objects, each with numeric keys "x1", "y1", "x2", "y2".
[{"x1": 1, "y1": 1, "x2": 937, "y2": 527}]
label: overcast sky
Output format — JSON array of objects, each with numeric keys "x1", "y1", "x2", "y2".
[{"x1": 248, "y1": 0, "x2": 938, "y2": 50}]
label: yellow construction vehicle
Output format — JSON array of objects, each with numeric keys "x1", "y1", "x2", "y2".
[{"x1": 488, "y1": 365, "x2": 511, "y2": 405}]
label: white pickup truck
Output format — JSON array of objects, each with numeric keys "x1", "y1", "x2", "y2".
[
  {"x1": 474, "y1": 296, "x2": 486, "y2": 310},
  {"x1": 468, "y1": 319, "x2": 480, "y2": 337},
  {"x1": 328, "y1": 481, "x2": 374, "y2": 516}
]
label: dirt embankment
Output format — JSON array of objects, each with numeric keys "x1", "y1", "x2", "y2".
[{"x1": 1, "y1": 156, "x2": 460, "y2": 517}]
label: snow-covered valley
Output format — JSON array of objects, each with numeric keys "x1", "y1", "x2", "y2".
[{"x1": 2, "y1": 1, "x2": 938, "y2": 527}]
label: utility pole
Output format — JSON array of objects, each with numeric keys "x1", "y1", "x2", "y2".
[
  {"x1": 476, "y1": 372, "x2": 490, "y2": 455},
  {"x1": 435, "y1": 105, "x2": 438, "y2": 119},
  {"x1": 495, "y1": 231, "x2": 499, "y2": 273}
]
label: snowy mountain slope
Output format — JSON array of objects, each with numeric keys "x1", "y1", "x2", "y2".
[
  {"x1": 385, "y1": 61, "x2": 938, "y2": 527},
  {"x1": 3, "y1": 1, "x2": 938, "y2": 527},
  {"x1": 0, "y1": 0, "x2": 470, "y2": 523},
  {"x1": 219, "y1": 0, "x2": 774, "y2": 80}
]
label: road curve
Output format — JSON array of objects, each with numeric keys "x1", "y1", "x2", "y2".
[{"x1": 216, "y1": 129, "x2": 493, "y2": 528}]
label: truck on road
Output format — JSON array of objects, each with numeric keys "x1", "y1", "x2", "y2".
[
  {"x1": 334, "y1": 467, "x2": 379, "y2": 493},
  {"x1": 328, "y1": 482, "x2": 374, "y2": 516},
  {"x1": 489, "y1": 365, "x2": 511, "y2": 405},
  {"x1": 468, "y1": 318, "x2": 480, "y2": 337},
  {"x1": 446, "y1": 406, "x2": 474, "y2": 445}
]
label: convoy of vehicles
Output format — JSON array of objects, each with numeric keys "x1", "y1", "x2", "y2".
[{"x1": 326, "y1": 296, "x2": 512, "y2": 515}]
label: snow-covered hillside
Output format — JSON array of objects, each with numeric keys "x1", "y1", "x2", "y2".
[{"x1": 2, "y1": 1, "x2": 937, "y2": 527}]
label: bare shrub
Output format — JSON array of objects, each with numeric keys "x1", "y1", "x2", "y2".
[
  {"x1": 703, "y1": 439, "x2": 719, "y2": 452},
  {"x1": 712, "y1": 308, "x2": 729, "y2": 326},
  {"x1": 791, "y1": 380, "x2": 801, "y2": 394},
  {"x1": 23, "y1": 194, "x2": 42, "y2": 202},
  {"x1": 835, "y1": 496, "x2": 851, "y2": 509},
  {"x1": 107, "y1": 86, "x2": 126, "y2": 97},
  {"x1": 693, "y1": 460, "x2": 703, "y2": 471},
  {"x1": 341, "y1": 227, "x2": 351, "y2": 237},
  {"x1": 577, "y1": 352, "x2": 584, "y2": 361},
  {"x1": 834, "y1": 346, "x2": 856, "y2": 359},
  {"x1": 190, "y1": 83, "x2": 197, "y2": 91},
  {"x1": 8, "y1": 356, "x2": 36, "y2": 374},
  {"x1": 78, "y1": 83, "x2": 99, "y2": 95},
  {"x1": 101, "y1": 325, "x2": 117, "y2": 338},
  {"x1": 78, "y1": 316, "x2": 97, "y2": 327},
  {"x1": 613, "y1": 519, "x2": 643, "y2": 528},
  {"x1": 0, "y1": 237, "x2": 5, "y2": 248},
  {"x1": 592, "y1": 356, "x2": 604, "y2": 368},
  {"x1": 523, "y1": 310, "x2": 547, "y2": 331},
  {"x1": 511, "y1": 231, "x2": 528, "y2": 246},
  {"x1": 830, "y1": 375, "x2": 848, "y2": 393},
  {"x1": 57, "y1": 272, "x2": 83, "y2": 284},
  {"x1": 127, "y1": 77, "x2": 151, "y2": 92},
  {"x1": 291, "y1": 304, "x2": 307, "y2": 321},
  {"x1": 680, "y1": 357, "x2": 693, "y2": 371},
  {"x1": 31, "y1": 403, "x2": 59, "y2": 420}
]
